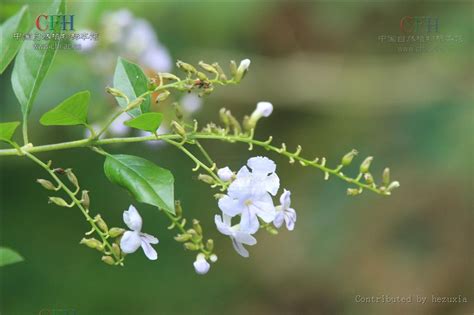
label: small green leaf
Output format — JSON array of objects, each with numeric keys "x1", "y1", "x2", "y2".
[
  {"x1": 40, "y1": 91, "x2": 90, "y2": 126},
  {"x1": 0, "y1": 247, "x2": 24, "y2": 267},
  {"x1": 113, "y1": 57, "x2": 151, "y2": 117},
  {"x1": 11, "y1": 0, "x2": 65, "y2": 118},
  {"x1": 104, "y1": 154, "x2": 175, "y2": 214},
  {"x1": 124, "y1": 112, "x2": 163, "y2": 133},
  {"x1": 0, "y1": 5, "x2": 30, "y2": 74},
  {"x1": 0, "y1": 121, "x2": 21, "y2": 142}
]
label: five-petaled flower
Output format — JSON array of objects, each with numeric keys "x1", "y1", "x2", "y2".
[
  {"x1": 120, "y1": 205, "x2": 159, "y2": 260},
  {"x1": 274, "y1": 189, "x2": 297, "y2": 231},
  {"x1": 215, "y1": 214, "x2": 257, "y2": 257}
]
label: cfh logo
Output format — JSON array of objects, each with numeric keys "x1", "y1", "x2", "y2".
[
  {"x1": 35, "y1": 14, "x2": 74, "y2": 31},
  {"x1": 400, "y1": 16, "x2": 439, "y2": 34}
]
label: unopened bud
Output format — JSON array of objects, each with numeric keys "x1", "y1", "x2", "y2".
[
  {"x1": 126, "y1": 97, "x2": 144, "y2": 111},
  {"x1": 184, "y1": 242, "x2": 199, "y2": 251},
  {"x1": 248, "y1": 102, "x2": 273, "y2": 129},
  {"x1": 364, "y1": 173, "x2": 374, "y2": 185},
  {"x1": 174, "y1": 233, "x2": 192, "y2": 242},
  {"x1": 37, "y1": 179, "x2": 56, "y2": 191},
  {"x1": 196, "y1": 72, "x2": 208, "y2": 81},
  {"x1": 160, "y1": 72, "x2": 180, "y2": 81},
  {"x1": 229, "y1": 60, "x2": 237, "y2": 77},
  {"x1": 155, "y1": 90, "x2": 170, "y2": 103},
  {"x1": 101, "y1": 255, "x2": 115, "y2": 265},
  {"x1": 387, "y1": 181, "x2": 400, "y2": 191},
  {"x1": 65, "y1": 169, "x2": 79, "y2": 188},
  {"x1": 192, "y1": 219, "x2": 202, "y2": 235},
  {"x1": 226, "y1": 110, "x2": 241, "y2": 134},
  {"x1": 219, "y1": 108, "x2": 230, "y2": 127},
  {"x1": 382, "y1": 168, "x2": 390, "y2": 186},
  {"x1": 81, "y1": 190, "x2": 90, "y2": 209},
  {"x1": 266, "y1": 225, "x2": 279, "y2": 235},
  {"x1": 173, "y1": 103, "x2": 184, "y2": 121},
  {"x1": 176, "y1": 60, "x2": 196, "y2": 73},
  {"x1": 108, "y1": 227, "x2": 125, "y2": 238},
  {"x1": 94, "y1": 214, "x2": 108, "y2": 232},
  {"x1": 106, "y1": 87, "x2": 127, "y2": 99},
  {"x1": 198, "y1": 86, "x2": 214, "y2": 97},
  {"x1": 242, "y1": 115, "x2": 251, "y2": 131},
  {"x1": 360, "y1": 156, "x2": 373, "y2": 173},
  {"x1": 206, "y1": 239, "x2": 214, "y2": 251},
  {"x1": 342, "y1": 149, "x2": 358, "y2": 166},
  {"x1": 174, "y1": 200, "x2": 183, "y2": 217},
  {"x1": 171, "y1": 121, "x2": 186, "y2": 138},
  {"x1": 199, "y1": 61, "x2": 218, "y2": 74},
  {"x1": 80, "y1": 238, "x2": 102, "y2": 250},
  {"x1": 198, "y1": 174, "x2": 214, "y2": 184},
  {"x1": 347, "y1": 188, "x2": 362, "y2": 196},
  {"x1": 111, "y1": 243, "x2": 121, "y2": 258},
  {"x1": 210, "y1": 254, "x2": 218, "y2": 263},
  {"x1": 213, "y1": 193, "x2": 225, "y2": 199},
  {"x1": 48, "y1": 197, "x2": 69, "y2": 207},
  {"x1": 235, "y1": 58, "x2": 251, "y2": 82},
  {"x1": 212, "y1": 63, "x2": 228, "y2": 81}
]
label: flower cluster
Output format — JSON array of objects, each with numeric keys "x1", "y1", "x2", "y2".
[{"x1": 215, "y1": 156, "x2": 297, "y2": 257}]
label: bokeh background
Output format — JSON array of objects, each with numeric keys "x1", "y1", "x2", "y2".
[{"x1": 1, "y1": 1, "x2": 473, "y2": 314}]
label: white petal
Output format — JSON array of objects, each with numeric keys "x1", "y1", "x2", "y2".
[
  {"x1": 285, "y1": 208, "x2": 297, "y2": 231},
  {"x1": 233, "y1": 231, "x2": 257, "y2": 246},
  {"x1": 280, "y1": 189, "x2": 291, "y2": 209},
  {"x1": 123, "y1": 205, "x2": 142, "y2": 231},
  {"x1": 240, "y1": 207, "x2": 259, "y2": 234},
  {"x1": 264, "y1": 173, "x2": 280, "y2": 196},
  {"x1": 227, "y1": 166, "x2": 252, "y2": 197},
  {"x1": 140, "y1": 233, "x2": 159, "y2": 244},
  {"x1": 120, "y1": 231, "x2": 141, "y2": 253},
  {"x1": 273, "y1": 211, "x2": 284, "y2": 228},
  {"x1": 251, "y1": 194, "x2": 276, "y2": 223},
  {"x1": 193, "y1": 253, "x2": 210, "y2": 275},
  {"x1": 140, "y1": 239, "x2": 158, "y2": 260},
  {"x1": 218, "y1": 196, "x2": 243, "y2": 217},
  {"x1": 217, "y1": 167, "x2": 233, "y2": 182},
  {"x1": 247, "y1": 156, "x2": 276, "y2": 175},
  {"x1": 214, "y1": 215, "x2": 233, "y2": 236},
  {"x1": 238, "y1": 59, "x2": 251, "y2": 72},
  {"x1": 255, "y1": 102, "x2": 273, "y2": 118},
  {"x1": 231, "y1": 238, "x2": 249, "y2": 258}
]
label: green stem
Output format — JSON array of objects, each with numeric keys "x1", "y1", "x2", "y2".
[{"x1": 22, "y1": 114, "x2": 29, "y2": 145}]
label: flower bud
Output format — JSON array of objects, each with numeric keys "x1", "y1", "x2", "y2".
[
  {"x1": 184, "y1": 242, "x2": 199, "y2": 251},
  {"x1": 174, "y1": 233, "x2": 192, "y2": 242},
  {"x1": 80, "y1": 238, "x2": 102, "y2": 249},
  {"x1": 94, "y1": 214, "x2": 108, "y2": 233},
  {"x1": 101, "y1": 255, "x2": 115, "y2": 265},
  {"x1": 176, "y1": 60, "x2": 196, "y2": 73},
  {"x1": 219, "y1": 108, "x2": 230, "y2": 127},
  {"x1": 171, "y1": 121, "x2": 186, "y2": 138},
  {"x1": 341, "y1": 149, "x2": 358, "y2": 166},
  {"x1": 81, "y1": 190, "x2": 90, "y2": 209},
  {"x1": 155, "y1": 90, "x2": 170, "y2": 103},
  {"x1": 172, "y1": 103, "x2": 184, "y2": 121},
  {"x1": 108, "y1": 227, "x2": 125, "y2": 238},
  {"x1": 193, "y1": 253, "x2": 210, "y2": 275},
  {"x1": 234, "y1": 58, "x2": 250, "y2": 82},
  {"x1": 212, "y1": 62, "x2": 227, "y2": 80},
  {"x1": 175, "y1": 201, "x2": 183, "y2": 217},
  {"x1": 106, "y1": 87, "x2": 127, "y2": 99},
  {"x1": 192, "y1": 219, "x2": 203, "y2": 235},
  {"x1": 248, "y1": 102, "x2": 273, "y2": 129},
  {"x1": 213, "y1": 193, "x2": 225, "y2": 199},
  {"x1": 37, "y1": 179, "x2": 56, "y2": 191},
  {"x1": 387, "y1": 181, "x2": 400, "y2": 191},
  {"x1": 210, "y1": 254, "x2": 218, "y2": 263},
  {"x1": 125, "y1": 97, "x2": 144, "y2": 111},
  {"x1": 199, "y1": 61, "x2": 218, "y2": 74},
  {"x1": 206, "y1": 239, "x2": 214, "y2": 251},
  {"x1": 360, "y1": 156, "x2": 373, "y2": 173},
  {"x1": 160, "y1": 72, "x2": 180, "y2": 81},
  {"x1": 229, "y1": 60, "x2": 237, "y2": 77},
  {"x1": 112, "y1": 243, "x2": 121, "y2": 258},
  {"x1": 347, "y1": 188, "x2": 362, "y2": 196},
  {"x1": 382, "y1": 168, "x2": 390, "y2": 186},
  {"x1": 196, "y1": 71, "x2": 208, "y2": 81},
  {"x1": 364, "y1": 173, "x2": 374, "y2": 185},
  {"x1": 266, "y1": 225, "x2": 279, "y2": 235},
  {"x1": 217, "y1": 167, "x2": 233, "y2": 181},
  {"x1": 198, "y1": 174, "x2": 214, "y2": 185},
  {"x1": 226, "y1": 110, "x2": 241, "y2": 134},
  {"x1": 65, "y1": 169, "x2": 79, "y2": 188},
  {"x1": 48, "y1": 197, "x2": 69, "y2": 207},
  {"x1": 198, "y1": 86, "x2": 214, "y2": 97}
]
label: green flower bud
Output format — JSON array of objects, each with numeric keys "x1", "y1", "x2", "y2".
[
  {"x1": 174, "y1": 233, "x2": 192, "y2": 242},
  {"x1": 184, "y1": 242, "x2": 199, "y2": 251},
  {"x1": 364, "y1": 173, "x2": 374, "y2": 185},
  {"x1": 112, "y1": 243, "x2": 121, "y2": 258},
  {"x1": 382, "y1": 168, "x2": 390, "y2": 186},
  {"x1": 206, "y1": 239, "x2": 214, "y2": 251},
  {"x1": 219, "y1": 108, "x2": 230, "y2": 127},
  {"x1": 199, "y1": 61, "x2": 218, "y2": 74},
  {"x1": 81, "y1": 190, "x2": 90, "y2": 209},
  {"x1": 212, "y1": 62, "x2": 227, "y2": 81},
  {"x1": 174, "y1": 201, "x2": 183, "y2": 217},
  {"x1": 387, "y1": 181, "x2": 400, "y2": 191},
  {"x1": 347, "y1": 188, "x2": 362, "y2": 196},
  {"x1": 214, "y1": 193, "x2": 225, "y2": 199},
  {"x1": 360, "y1": 156, "x2": 373, "y2": 174},
  {"x1": 210, "y1": 254, "x2": 218, "y2": 263},
  {"x1": 242, "y1": 115, "x2": 251, "y2": 131},
  {"x1": 266, "y1": 225, "x2": 279, "y2": 235},
  {"x1": 173, "y1": 103, "x2": 184, "y2": 121},
  {"x1": 94, "y1": 214, "x2": 108, "y2": 233},
  {"x1": 125, "y1": 97, "x2": 144, "y2": 111},
  {"x1": 192, "y1": 219, "x2": 202, "y2": 235},
  {"x1": 234, "y1": 59, "x2": 251, "y2": 83},
  {"x1": 226, "y1": 110, "x2": 241, "y2": 134},
  {"x1": 101, "y1": 255, "x2": 115, "y2": 265},
  {"x1": 176, "y1": 60, "x2": 196, "y2": 73},
  {"x1": 80, "y1": 238, "x2": 102, "y2": 250},
  {"x1": 341, "y1": 149, "x2": 358, "y2": 166},
  {"x1": 229, "y1": 60, "x2": 237, "y2": 77},
  {"x1": 106, "y1": 87, "x2": 127, "y2": 99},
  {"x1": 160, "y1": 72, "x2": 180, "y2": 81},
  {"x1": 171, "y1": 121, "x2": 186, "y2": 138},
  {"x1": 155, "y1": 90, "x2": 170, "y2": 103},
  {"x1": 36, "y1": 179, "x2": 56, "y2": 191},
  {"x1": 65, "y1": 169, "x2": 79, "y2": 188},
  {"x1": 197, "y1": 71, "x2": 208, "y2": 81},
  {"x1": 48, "y1": 197, "x2": 69, "y2": 207},
  {"x1": 108, "y1": 227, "x2": 125, "y2": 238},
  {"x1": 198, "y1": 174, "x2": 214, "y2": 184}
]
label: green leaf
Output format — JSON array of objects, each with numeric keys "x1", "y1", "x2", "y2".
[
  {"x1": 0, "y1": 247, "x2": 24, "y2": 267},
  {"x1": 11, "y1": 0, "x2": 65, "y2": 118},
  {"x1": 0, "y1": 121, "x2": 21, "y2": 142},
  {"x1": 124, "y1": 112, "x2": 163, "y2": 133},
  {"x1": 113, "y1": 57, "x2": 151, "y2": 117},
  {"x1": 104, "y1": 154, "x2": 175, "y2": 214},
  {"x1": 0, "y1": 6, "x2": 30, "y2": 74},
  {"x1": 40, "y1": 91, "x2": 90, "y2": 126}
]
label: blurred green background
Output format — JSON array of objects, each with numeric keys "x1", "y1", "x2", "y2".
[{"x1": 1, "y1": 1, "x2": 473, "y2": 314}]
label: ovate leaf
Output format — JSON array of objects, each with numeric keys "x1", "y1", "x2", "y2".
[
  {"x1": 104, "y1": 154, "x2": 175, "y2": 214},
  {"x1": 11, "y1": 0, "x2": 65, "y2": 117},
  {"x1": 0, "y1": 5, "x2": 30, "y2": 74},
  {"x1": 124, "y1": 112, "x2": 163, "y2": 132},
  {"x1": 40, "y1": 91, "x2": 90, "y2": 126},
  {"x1": 113, "y1": 57, "x2": 151, "y2": 117},
  {"x1": 0, "y1": 247, "x2": 24, "y2": 267},
  {"x1": 0, "y1": 121, "x2": 21, "y2": 142}
]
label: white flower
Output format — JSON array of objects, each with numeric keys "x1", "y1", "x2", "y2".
[
  {"x1": 217, "y1": 167, "x2": 233, "y2": 182},
  {"x1": 180, "y1": 92, "x2": 203, "y2": 114},
  {"x1": 253, "y1": 101, "x2": 273, "y2": 118},
  {"x1": 120, "y1": 205, "x2": 159, "y2": 260},
  {"x1": 273, "y1": 189, "x2": 297, "y2": 231},
  {"x1": 215, "y1": 214, "x2": 256, "y2": 257},
  {"x1": 238, "y1": 59, "x2": 251, "y2": 72},
  {"x1": 193, "y1": 253, "x2": 210, "y2": 275},
  {"x1": 218, "y1": 157, "x2": 279, "y2": 234}
]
